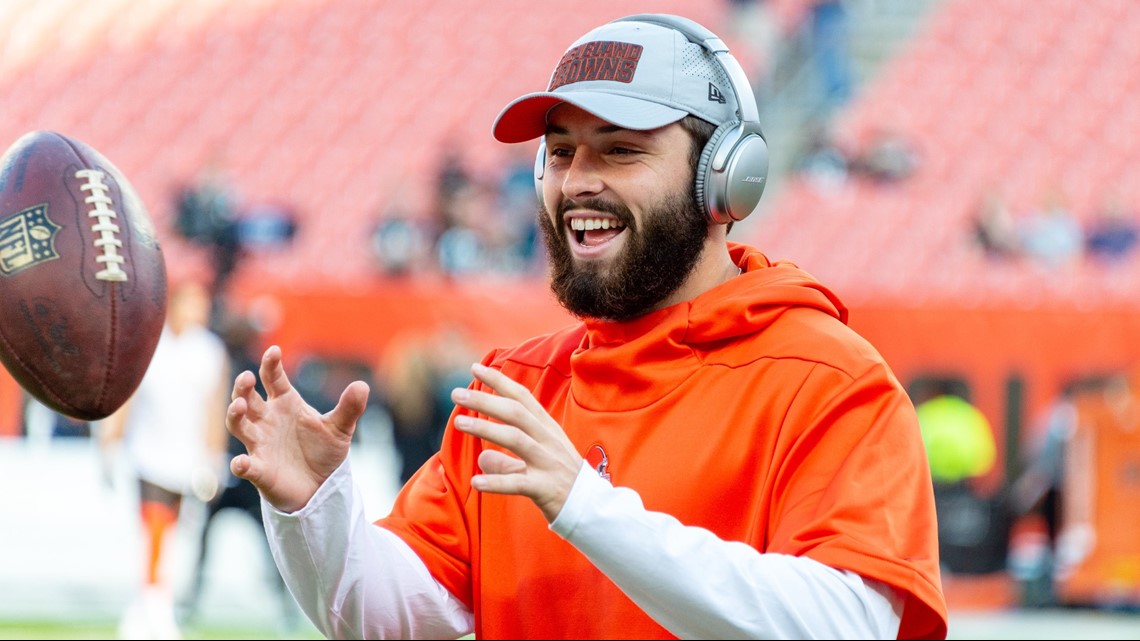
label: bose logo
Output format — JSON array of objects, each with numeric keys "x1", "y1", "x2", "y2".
[{"x1": 741, "y1": 176, "x2": 765, "y2": 183}]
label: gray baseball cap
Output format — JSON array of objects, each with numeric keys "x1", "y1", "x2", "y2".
[{"x1": 492, "y1": 17, "x2": 740, "y2": 143}]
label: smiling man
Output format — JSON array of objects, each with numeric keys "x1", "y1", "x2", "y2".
[{"x1": 225, "y1": 13, "x2": 948, "y2": 640}]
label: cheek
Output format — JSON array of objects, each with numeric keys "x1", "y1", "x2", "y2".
[
  {"x1": 541, "y1": 178, "x2": 559, "y2": 213},
  {"x1": 537, "y1": 200, "x2": 560, "y2": 238},
  {"x1": 539, "y1": 194, "x2": 558, "y2": 227}
]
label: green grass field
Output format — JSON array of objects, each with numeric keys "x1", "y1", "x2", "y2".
[
  {"x1": 0, "y1": 619, "x2": 323, "y2": 640},
  {"x1": 0, "y1": 620, "x2": 479, "y2": 640}
]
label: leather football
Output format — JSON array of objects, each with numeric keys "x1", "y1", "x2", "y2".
[{"x1": 0, "y1": 130, "x2": 167, "y2": 421}]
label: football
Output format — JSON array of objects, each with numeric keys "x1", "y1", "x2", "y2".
[{"x1": 0, "y1": 130, "x2": 167, "y2": 421}]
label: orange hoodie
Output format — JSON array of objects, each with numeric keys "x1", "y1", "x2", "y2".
[{"x1": 378, "y1": 242, "x2": 948, "y2": 639}]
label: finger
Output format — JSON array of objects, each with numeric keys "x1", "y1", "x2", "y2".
[
  {"x1": 327, "y1": 380, "x2": 371, "y2": 439},
  {"x1": 226, "y1": 392, "x2": 247, "y2": 421},
  {"x1": 470, "y1": 468, "x2": 529, "y2": 495},
  {"x1": 230, "y1": 452, "x2": 254, "y2": 481},
  {"x1": 454, "y1": 414, "x2": 534, "y2": 455},
  {"x1": 453, "y1": 372, "x2": 579, "y2": 459},
  {"x1": 477, "y1": 448, "x2": 527, "y2": 475},
  {"x1": 231, "y1": 369, "x2": 255, "y2": 401},
  {"x1": 451, "y1": 387, "x2": 527, "y2": 429},
  {"x1": 467, "y1": 363, "x2": 558, "y2": 426},
  {"x1": 259, "y1": 345, "x2": 293, "y2": 399},
  {"x1": 230, "y1": 451, "x2": 272, "y2": 488},
  {"x1": 469, "y1": 363, "x2": 539, "y2": 409},
  {"x1": 227, "y1": 373, "x2": 266, "y2": 434},
  {"x1": 226, "y1": 397, "x2": 267, "y2": 461},
  {"x1": 451, "y1": 372, "x2": 548, "y2": 441}
]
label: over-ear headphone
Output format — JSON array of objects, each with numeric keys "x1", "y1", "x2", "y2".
[{"x1": 533, "y1": 13, "x2": 769, "y2": 225}]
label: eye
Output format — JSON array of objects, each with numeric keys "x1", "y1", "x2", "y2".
[{"x1": 609, "y1": 146, "x2": 639, "y2": 156}]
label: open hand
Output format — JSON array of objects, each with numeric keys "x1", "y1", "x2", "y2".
[
  {"x1": 451, "y1": 363, "x2": 582, "y2": 522},
  {"x1": 226, "y1": 345, "x2": 370, "y2": 513}
]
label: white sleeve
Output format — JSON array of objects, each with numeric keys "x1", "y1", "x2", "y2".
[
  {"x1": 260, "y1": 459, "x2": 473, "y2": 640},
  {"x1": 550, "y1": 462, "x2": 903, "y2": 640}
]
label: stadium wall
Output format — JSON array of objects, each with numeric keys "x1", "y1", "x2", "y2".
[{"x1": 4, "y1": 285, "x2": 1139, "y2": 497}]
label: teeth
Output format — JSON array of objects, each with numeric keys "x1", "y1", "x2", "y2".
[{"x1": 570, "y1": 218, "x2": 625, "y2": 231}]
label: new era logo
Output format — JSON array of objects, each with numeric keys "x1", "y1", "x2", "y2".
[{"x1": 708, "y1": 82, "x2": 727, "y2": 104}]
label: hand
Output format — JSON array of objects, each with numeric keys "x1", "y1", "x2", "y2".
[
  {"x1": 451, "y1": 363, "x2": 582, "y2": 522},
  {"x1": 226, "y1": 345, "x2": 370, "y2": 513}
]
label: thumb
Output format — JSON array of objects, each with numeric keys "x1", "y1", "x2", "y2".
[{"x1": 327, "y1": 380, "x2": 371, "y2": 437}]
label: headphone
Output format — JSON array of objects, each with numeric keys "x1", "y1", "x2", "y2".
[{"x1": 533, "y1": 13, "x2": 769, "y2": 225}]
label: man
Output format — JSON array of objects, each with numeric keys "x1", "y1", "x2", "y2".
[
  {"x1": 226, "y1": 14, "x2": 948, "y2": 640},
  {"x1": 101, "y1": 278, "x2": 231, "y2": 639}
]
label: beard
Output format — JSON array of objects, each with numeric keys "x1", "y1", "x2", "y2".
[{"x1": 537, "y1": 184, "x2": 710, "y2": 322}]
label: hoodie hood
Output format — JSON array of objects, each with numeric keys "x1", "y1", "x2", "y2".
[
  {"x1": 569, "y1": 242, "x2": 848, "y2": 410},
  {"x1": 691, "y1": 242, "x2": 848, "y2": 340}
]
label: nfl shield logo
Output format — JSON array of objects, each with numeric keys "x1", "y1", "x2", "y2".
[{"x1": 0, "y1": 204, "x2": 60, "y2": 276}]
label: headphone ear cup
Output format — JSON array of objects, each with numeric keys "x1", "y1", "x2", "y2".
[
  {"x1": 695, "y1": 123, "x2": 737, "y2": 225},
  {"x1": 534, "y1": 141, "x2": 546, "y2": 205},
  {"x1": 695, "y1": 122, "x2": 769, "y2": 225}
]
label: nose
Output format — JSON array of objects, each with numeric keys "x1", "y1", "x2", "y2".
[{"x1": 559, "y1": 147, "x2": 604, "y2": 200}]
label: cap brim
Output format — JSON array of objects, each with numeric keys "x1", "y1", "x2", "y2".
[{"x1": 492, "y1": 91, "x2": 689, "y2": 143}]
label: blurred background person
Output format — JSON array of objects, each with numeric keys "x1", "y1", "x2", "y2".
[
  {"x1": 914, "y1": 380, "x2": 997, "y2": 487},
  {"x1": 173, "y1": 154, "x2": 243, "y2": 300},
  {"x1": 98, "y1": 278, "x2": 231, "y2": 640},
  {"x1": 1020, "y1": 183, "x2": 1083, "y2": 271},
  {"x1": 1084, "y1": 188, "x2": 1139, "y2": 267},
  {"x1": 375, "y1": 324, "x2": 479, "y2": 484},
  {"x1": 848, "y1": 125, "x2": 921, "y2": 185},
  {"x1": 971, "y1": 185, "x2": 1022, "y2": 262},
  {"x1": 178, "y1": 310, "x2": 300, "y2": 634},
  {"x1": 369, "y1": 184, "x2": 434, "y2": 278},
  {"x1": 807, "y1": 0, "x2": 853, "y2": 114},
  {"x1": 793, "y1": 119, "x2": 852, "y2": 195},
  {"x1": 1009, "y1": 382, "x2": 1080, "y2": 607},
  {"x1": 1011, "y1": 369, "x2": 1140, "y2": 610},
  {"x1": 492, "y1": 142, "x2": 545, "y2": 274},
  {"x1": 913, "y1": 379, "x2": 1007, "y2": 577}
]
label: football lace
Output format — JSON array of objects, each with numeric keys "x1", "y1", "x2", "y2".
[{"x1": 76, "y1": 168, "x2": 128, "y2": 282}]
